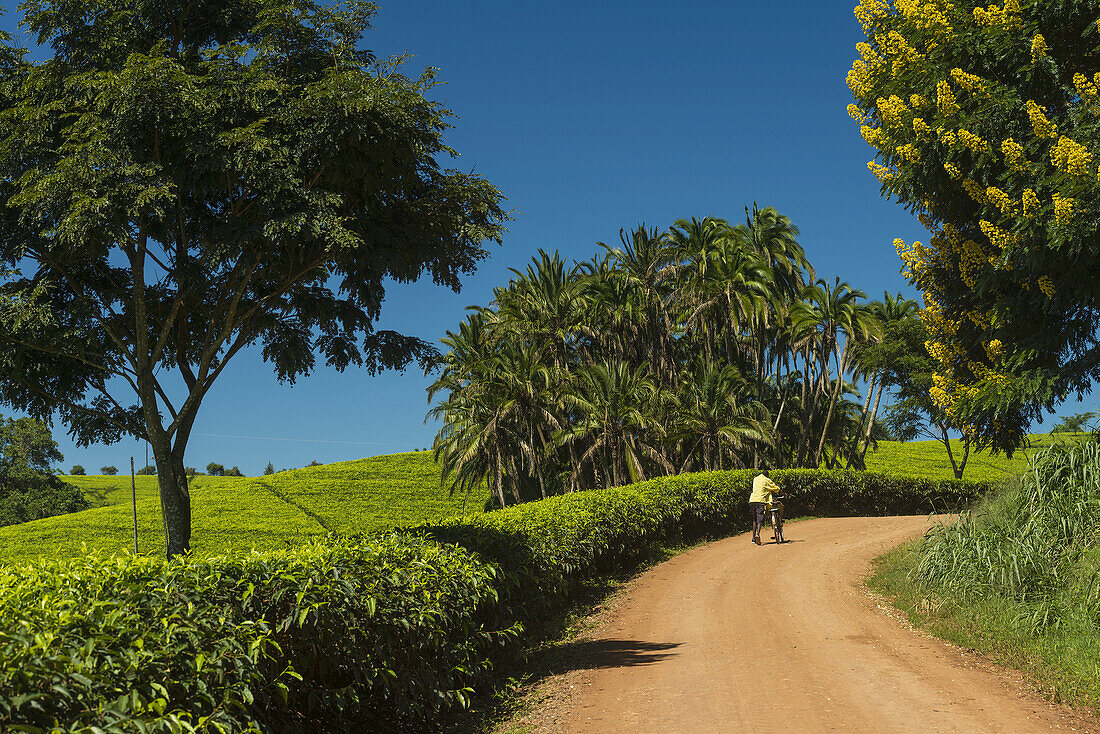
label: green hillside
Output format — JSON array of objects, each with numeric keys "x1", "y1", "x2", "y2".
[
  {"x1": 0, "y1": 453, "x2": 488, "y2": 565},
  {"x1": 864, "y1": 433, "x2": 1082, "y2": 482},
  {"x1": 0, "y1": 435, "x2": 1086, "y2": 566}
]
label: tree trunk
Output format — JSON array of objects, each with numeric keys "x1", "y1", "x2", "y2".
[
  {"x1": 956, "y1": 434, "x2": 971, "y2": 479},
  {"x1": 148, "y1": 430, "x2": 192, "y2": 558},
  {"x1": 857, "y1": 377, "x2": 886, "y2": 464},
  {"x1": 940, "y1": 424, "x2": 961, "y2": 480},
  {"x1": 812, "y1": 342, "x2": 849, "y2": 467},
  {"x1": 847, "y1": 373, "x2": 877, "y2": 469}
]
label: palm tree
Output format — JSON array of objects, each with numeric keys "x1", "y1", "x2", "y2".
[
  {"x1": 558, "y1": 361, "x2": 673, "y2": 488},
  {"x1": 673, "y1": 360, "x2": 772, "y2": 472},
  {"x1": 809, "y1": 278, "x2": 881, "y2": 467}
]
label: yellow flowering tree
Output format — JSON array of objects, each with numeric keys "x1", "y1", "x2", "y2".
[{"x1": 848, "y1": 0, "x2": 1100, "y2": 450}]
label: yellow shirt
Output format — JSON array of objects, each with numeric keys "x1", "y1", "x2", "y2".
[{"x1": 749, "y1": 474, "x2": 780, "y2": 504}]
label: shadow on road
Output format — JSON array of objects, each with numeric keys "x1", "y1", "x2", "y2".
[{"x1": 555, "y1": 638, "x2": 681, "y2": 670}]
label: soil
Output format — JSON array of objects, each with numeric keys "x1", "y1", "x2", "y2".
[{"x1": 502, "y1": 516, "x2": 1099, "y2": 733}]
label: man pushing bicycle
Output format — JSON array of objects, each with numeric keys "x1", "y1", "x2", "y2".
[{"x1": 748, "y1": 468, "x2": 784, "y2": 545}]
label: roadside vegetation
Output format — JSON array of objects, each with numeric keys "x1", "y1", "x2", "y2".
[
  {"x1": 869, "y1": 441, "x2": 1100, "y2": 707},
  {"x1": 0, "y1": 468, "x2": 986, "y2": 732}
]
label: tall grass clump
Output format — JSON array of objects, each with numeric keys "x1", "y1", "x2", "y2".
[{"x1": 914, "y1": 442, "x2": 1100, "y2": 630}]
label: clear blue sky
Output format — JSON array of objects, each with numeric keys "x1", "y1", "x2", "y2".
[{"x1": 0, "y1": 1, "x2": 1090, "y2": 474}]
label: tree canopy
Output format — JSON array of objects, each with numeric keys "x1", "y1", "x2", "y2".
[
  {"x1": 0, "y1": 0, "x2": 506, "y2": 555},
  {"x1": 847, "y1": 0, "x2": 1100, "y2": 447},
  {"x1": 428, "y1": 209, "x2": 920, "y2": 506},
  {"x1": 0, "y1": 415, "x2": 86, "y2": 527}
]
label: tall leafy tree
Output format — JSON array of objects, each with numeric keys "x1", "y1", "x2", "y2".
[
  {"x1": 0, "y1": 0, "x2": 506, "y2": 555},
  {"x1": 847, "y1": 0, "x2": 1084, "y2": 448}
]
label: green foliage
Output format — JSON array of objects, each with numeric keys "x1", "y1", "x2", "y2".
[
  {"x1": 100, "y1": 466, "x2": 118, "y2": 476},
  {"x1": 0, "y1": 415, "x2": 87, "y2": 528},
  {"x1": 135, "y1": 464, "x2": 156, "y2": 475},
  {"x1": 429, "y1": 216, "x2": 906, "y2": 506},
  {"x1": 205, "y1": 463, "x2": 225, "y2": 477},
  {"x1": 69, "y1": 464, "x2": 84, "y2": 475},
  {"x1": 0, "y1": 466, "x2": 988, "y2": 730},
  {"x1": 848, "y1": 0, "x2": 1100, "y2": 436},
  {"x1": 263, "y1": 462, "x2": 275, "y2": 476},
  {"x1": 1052, "y1": 412, "x2": 1097, "y2": 434},
  {"x1": 0, "y1": 535, "x2": 510, "y2": 732},
  {"x1": 0, "y1": 0, "x2": 507, "y2": 556}
]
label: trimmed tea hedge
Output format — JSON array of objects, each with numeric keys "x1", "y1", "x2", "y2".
[{"x1": 0, "y1": 469, "x2": 991, "y2": 731}]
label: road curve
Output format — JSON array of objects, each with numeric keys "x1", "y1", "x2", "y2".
[{"x1": 538, "y1": 516, "x2": 1096, "y2": 733}]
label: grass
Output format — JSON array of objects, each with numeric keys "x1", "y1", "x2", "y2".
[
  {"x1": 867, "y1": 541, "x2": 1100, "y2": 708},
  {"x1": 867, "y1": 440, "x2": 1100, "y2": 710},
  {"x1": 0, "y1": 452, "x2": 488, "y2": 565}
]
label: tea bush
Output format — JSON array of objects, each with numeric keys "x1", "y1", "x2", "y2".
[{"x1": 0, "y1": 468, "x2": 990, "y2": 731}]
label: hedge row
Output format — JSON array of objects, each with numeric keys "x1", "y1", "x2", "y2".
[{"x1": 0, "y1": 470, "x2": 991, "y2": 732}]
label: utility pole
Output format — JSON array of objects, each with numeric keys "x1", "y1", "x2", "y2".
[{"x1": 130, "y1": 457, "x2": 138, "y2": 554}]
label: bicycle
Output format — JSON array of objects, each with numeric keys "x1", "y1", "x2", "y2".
[{"x1": 766, "y1": 498, "x2": 785, "y2": 544}]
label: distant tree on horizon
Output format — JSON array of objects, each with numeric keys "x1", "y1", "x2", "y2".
[
  {"x1": 1051, "y1": 412, "x2": 1097, "y2": 434},
  {"x1": 100, "y1": 466, "x2": 118, "y2": 476},
  {"x1": 263, "y1": 462, "x2": 275, "y2": 475},
  {"x1": 69, "y1": 465, "x2": 84, "y2": 476},
  {"x1": 205, "y1": 463, "x2": 225, "y2": 477}
]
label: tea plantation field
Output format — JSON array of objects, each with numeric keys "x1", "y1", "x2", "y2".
[
  {"x1": 864, "y1": 432, "x2": 1077, "y2": 482},
  {"x1": 0, "y1": 434, "x2": 1084, "y2": 565},
  {"x1": 0, "y1": 453, "x2": 488, "y2": 564}
]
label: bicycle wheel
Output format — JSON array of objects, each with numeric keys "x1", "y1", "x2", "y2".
[{"x1": 771, "y1": 511, "x2": 782, "y2": 544}]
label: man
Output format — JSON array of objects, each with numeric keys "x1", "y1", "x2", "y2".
[{"x1": 748, "y1": 468, "x2": 781, "y2": 545}]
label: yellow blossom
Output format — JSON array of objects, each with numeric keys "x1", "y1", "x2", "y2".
[
  {"x1": 937, "y1": 80, "x2": 960, "y2": 115},
  {"x1": 1026, "y1": 100, "x2": 1057, "y2": 138},
  {"x1": 950, "y1": 68, "x2": 987, "y2": 94},
  {"x1": 1021, "y1": 188, "x2": 1040, "y2": 218},
  {"x1": 973, "y1": 2, "x2": 1021, "y2": 27},
  {"x1": 896, "y1": 143, "x2": 922, "y2": 163},
  {"x1": 913, "y1": 117, "x2": 931, "y2": 137},
  {"x1": 876, "y1": 95, "x2": 910, "y2": 128},
  {"x1": 1031, "y1": 34, "x2": 1048, "y2": 63},
  {"x1": 957, "y1": 129, "x2": 988, "y2": 154},
  {"x1": 1050, "y1": 136, "x2": 1093, "y2": 176},
  {"x1": 943, "y1": 161, "x2": 962, "y2": 179},
  {"x1": 1053, "y1": 192, "x2": 1075, "y2": 225},
  {"x1": 854, "y1": 0, "x2": 891, "y2": 32},
  {"x1": 1037, "y1": 276, "x2": 1056, "y2": 298},
  {"x1": 979, "y1": 219, "x2": 1019, "y2": 249},
  {"x1": 986, "y1": 186, "x2": 1017, "y2": 215},
  {"x1": 1001, "y1": 138, "x2": 1028, "y2": 173},
  {"x1": 963, "y1": 178, "x2": 988, "y2": 204},
  {"x1": 910, "y1": 94, "x2": 929, "y2": 108},
  {"x1": 868, "y1": 160, "x2": 896, "y2": 184},
  {"x1": 861, "y1": 125, "x2": 886, "y2": 146},
  {"x1": 847, "y1": 104, "x2": 865, "y2": 122}
]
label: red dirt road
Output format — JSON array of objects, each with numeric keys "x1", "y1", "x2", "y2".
[{"x1": 539, "y1": 516, "x2": 1097, "y2": 733}]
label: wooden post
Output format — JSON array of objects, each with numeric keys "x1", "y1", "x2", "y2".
[{"x1": 131, "y1": 457, "x2": 138, "y2": 554}]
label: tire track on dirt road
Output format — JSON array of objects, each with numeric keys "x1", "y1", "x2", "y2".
[{"x1": 526, "y1": 516, "x2": 1097, "y2": 733}]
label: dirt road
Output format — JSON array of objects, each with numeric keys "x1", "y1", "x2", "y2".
[{"x1": 530, "y1": 516, "x2": 1096, "y2": 733}]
